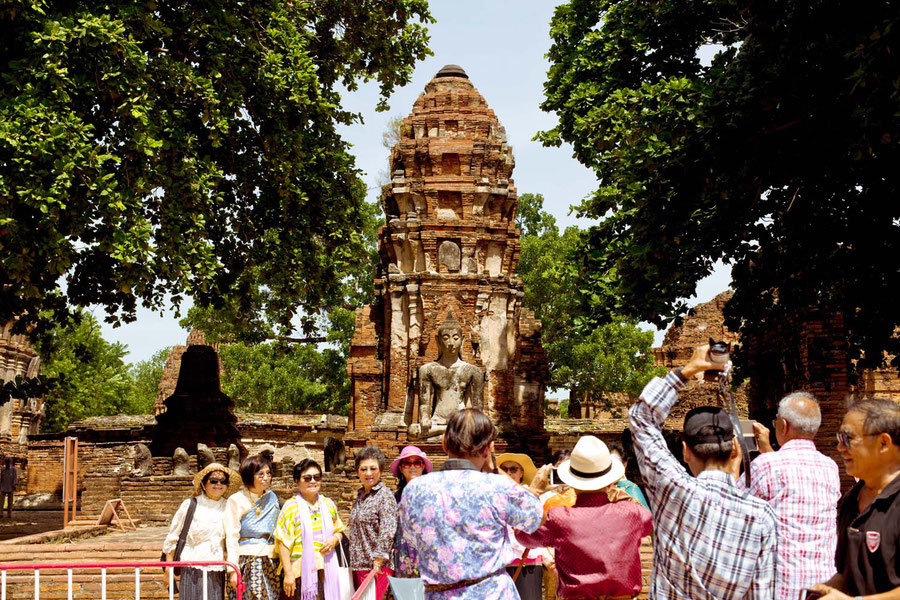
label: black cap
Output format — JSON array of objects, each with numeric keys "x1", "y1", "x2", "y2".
[{"x1": 683, "y1": 406, "x2": 735, "y2": 446}]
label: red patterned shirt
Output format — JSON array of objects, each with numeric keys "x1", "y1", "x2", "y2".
[
  {"x1": 746, "y1": 439, "x2": 841, "y2": 600},
  {"x1": 515, "y1": 490, "x2": 652, "y2": 598}
]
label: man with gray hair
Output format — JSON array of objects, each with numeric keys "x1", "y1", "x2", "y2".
[{"x1": 749, "y1": 391, "x2": 841, "y2": 600}]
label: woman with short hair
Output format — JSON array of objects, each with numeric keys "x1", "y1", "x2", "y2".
[
  {"x1": 274, "y1": 459, "x2": 345, "y2": 600},
  {"x1": 348, "y1": 445, "x2": 397, "y2": 600},
  {"x1": 163, "y1": 463, "x2": 241, "y2": 600},
  {"x1": 224, "y1": 454, "x2": 280, "y2": 600}
]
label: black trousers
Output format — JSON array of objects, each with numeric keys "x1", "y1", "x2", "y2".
[{"x1": 507, "y1": 564, "x2": 543, "y2": 600}]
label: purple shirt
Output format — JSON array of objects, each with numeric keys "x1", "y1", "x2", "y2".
[{"x1": 516, "y1": 491, "x2": 652, "y2": 598}]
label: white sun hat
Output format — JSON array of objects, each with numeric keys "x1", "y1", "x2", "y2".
[{"x1": 556, "y1": 436, "x2": 625, "y2": 491}]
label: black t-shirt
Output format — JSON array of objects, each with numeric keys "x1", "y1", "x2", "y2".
[{"x1": 836, "y1": 473, "x2": 900, "y2": 595}]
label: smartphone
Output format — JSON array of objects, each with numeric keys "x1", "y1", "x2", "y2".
[
  {"x1": 549, "y1": 467, "x2": 560, "y2": 486},
  {"x1": 799, "y1": 589, "x2": 824, "y2": 600},
  {"x1": 739, "y1": 419, "x2": 759, "y2": 452}
]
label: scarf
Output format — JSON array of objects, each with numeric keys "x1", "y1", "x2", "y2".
[{"x1": 295, "y1": 495, "x2": 341, "y2": 600}]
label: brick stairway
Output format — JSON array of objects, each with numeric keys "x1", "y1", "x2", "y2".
[{"x1": 0, "y1": 526, "x2": 174, "y2": 599}]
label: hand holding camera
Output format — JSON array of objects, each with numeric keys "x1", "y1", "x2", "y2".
[{"x1": 681, "y1": 342, "x2": 730, "y2": 380}]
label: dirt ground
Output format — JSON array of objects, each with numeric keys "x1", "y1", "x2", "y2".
[{"x1": 0, "y1": 510, "x2": 69, "y2": 542}]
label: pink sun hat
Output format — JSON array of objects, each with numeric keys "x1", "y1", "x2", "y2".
[{"x1": 390, "y1": 445, "x2": 433, "y2": 477}]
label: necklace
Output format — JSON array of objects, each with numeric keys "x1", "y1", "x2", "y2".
[{"x1": 250, "y1": 490, "x2": 264, "y2": 516}]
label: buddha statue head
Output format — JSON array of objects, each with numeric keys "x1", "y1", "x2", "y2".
[{"x1": 436, "y1": 311, "x2": 463, "y2": 361}]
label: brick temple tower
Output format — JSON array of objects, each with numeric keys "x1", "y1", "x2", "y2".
[{"x1": 347, "y1": 65, "x2": 548, "y2": 446}]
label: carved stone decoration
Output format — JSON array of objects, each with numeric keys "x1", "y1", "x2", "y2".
[
  {"x1": 197, "y1": 443, "x2": 215, "y2": 471},
  {"x1": 227, "y1": 444, "x2": 241, "y2": 471},
  {"x1": 131, "y1": 443, "x2": 153, "y2": 477},
  {"x1": 0, "y1": 321, "x2": 44, "y2": 447},
  {"x1": 346, "y1": 65, "x2": 549, "y2": 441},
  {"x1": 324, "y1": 437, "x2": 347, "y2": 473},
  {"x1": 173, "y1": 447, "x2": 192, "y2": 476},
  {"x1": 438, "y1": 241, "x2": 461, "y2": 272}
]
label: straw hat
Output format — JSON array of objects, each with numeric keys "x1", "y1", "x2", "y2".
[
  {"x1": 556, "y1": 436, "x2": 624, "y2": 491},
  {"x1": 192, "y1": 462, "x2": 241, "y2": 497},
  {"x1": 389, "y1": 446, "x2": 433, "y2": 477},
  {"x1": 495, "y1": 453, "x2": 538, "y2": 485}
]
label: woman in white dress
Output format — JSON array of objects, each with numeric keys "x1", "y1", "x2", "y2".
[{"x1": 163, "y1": 462, "x2": 241, "y2": 599}]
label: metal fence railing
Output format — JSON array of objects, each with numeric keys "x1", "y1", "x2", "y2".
[{"x1": 0, "y1": 560, "x2": 243, "y2": 600}]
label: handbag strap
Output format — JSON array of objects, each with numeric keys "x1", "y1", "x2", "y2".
[{"x1": 173, "y1": 497, "x2": 198, "y2": 561}]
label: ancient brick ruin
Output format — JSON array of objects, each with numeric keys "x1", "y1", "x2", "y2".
[
  {"x1": 347, "y1": 65, "x2": 549, "y2": 451},
  {"x1": 150, "y1": 342, "x2": 242, "y2": 457},
  {"x1": 0, "y1": 321, "x2": 43, "y2": 459}
]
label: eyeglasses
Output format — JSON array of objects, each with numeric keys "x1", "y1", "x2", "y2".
[
  {"x1": 207, "y1": 478, "x2": 228, "y2": 485},
  {"x1": 255, "y1": 470, "x2": 272, "y2": 479},
  {"x1": 836, "y1": 431, "x2": 878, "y2": 447},
  {"x1": 400, "y1": 459, "x2": 425, "y2": 469},
  {"x1": 301, "y1": 474, "x2": 322, "y2": 482},
  {"x1": 499, "y1": 465, "x2": 522, "y2": 474}
]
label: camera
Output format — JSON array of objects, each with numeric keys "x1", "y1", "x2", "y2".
[
  {"x1": 799, "y1": 589, "x2": 824, "y2": 600},
  {"x1": 704, "y1": 338, "x2": 731, "y2": 381}
]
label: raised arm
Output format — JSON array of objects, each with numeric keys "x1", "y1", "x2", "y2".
[{"x1": 629, "y1": 345, "x2": 723, "y2": 498}]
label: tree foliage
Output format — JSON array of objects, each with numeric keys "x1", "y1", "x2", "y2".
[
  {"x1": 0, "y1": 0, "x2": 433, "y2": 344},
  {"x1": 539, "y1": 0, "x2": 900, "y2": 372},
  {"x1": 125, "y1": 346, "x2": 169, "y2": 415},
  {"x1": 219, "y1": 341, "x2": 348, "y2": 415},
  {"x1": 517, "y1": 193, "x2": 662, "y2": 404},
  {"x1": 34, "y1": 311, "x2": 158, "y2": 432}
]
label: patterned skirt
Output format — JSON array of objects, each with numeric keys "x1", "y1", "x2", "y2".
[{"x1": 226, "y1": 556, "x2": 280, "y2": 600}]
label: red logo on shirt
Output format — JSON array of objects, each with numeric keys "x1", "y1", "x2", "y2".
[{"x1": 866, "y1": 531, "x2": 880, "y2": 553}]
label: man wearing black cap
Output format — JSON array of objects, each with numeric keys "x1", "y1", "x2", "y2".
[{"x1": 629, "y1": 345, "x2": 777, "y2": 600}]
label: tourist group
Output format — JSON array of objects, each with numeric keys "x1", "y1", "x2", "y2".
[{"x1": 163, "y1": 344, "x2": 900, "y2": 600}]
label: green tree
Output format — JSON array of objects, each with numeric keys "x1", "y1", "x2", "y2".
[
  {"x1": 517, "y1": 193, "x2": 662, "y2": 406},
  {"x1": 539, "y1": 0, "x2": 900, "y2": 374},
  {"x1": 35, "y1": 311, "x2": 133, "y2": 432},
  {"x1": 124, "y1": 347, "x2": 170, "y2": 415},
  {"x1": 219, "y1": 342, "x2": 348, "y2": 415},
  {"x1": 0, "y1": 0, "x2": 433, "y2": 345}
]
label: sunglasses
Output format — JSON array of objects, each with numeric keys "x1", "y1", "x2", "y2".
[
  {"x1": 400, "y1": 459, "x2": 425, "y2": 468},
  {"x1": 499, "y1": 465, "x2": 522, "y2": 474},
  {"x1": 301, "y1": 474, "x2": 322, "y2": 482},
  {"x1": 207, "y1": 478, "x2": 228, "y2": 485}
]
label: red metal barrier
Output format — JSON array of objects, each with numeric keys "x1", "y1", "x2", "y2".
[{"x1": 0, "y1": 560, "x2": 243, "y2": 600}]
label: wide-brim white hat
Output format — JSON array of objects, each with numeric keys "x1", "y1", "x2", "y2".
[{"x1": 556, "y1": 436, "x2": 625, "y2": 491}]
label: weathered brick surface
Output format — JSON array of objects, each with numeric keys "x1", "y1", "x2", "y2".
[
  {"x1": 347, "y1": 65, "x2": 549, "y2": 448},
  {"x1": 0, "y1": 321, "x2": 43, "y2": 456}
]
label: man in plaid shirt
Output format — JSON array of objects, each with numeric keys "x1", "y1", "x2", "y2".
[
  {"x1": 747, "y1": 393, "x2": 841, "y2": 600},
  {"x1": 629, "y1": 345, "x2": 777, "y2": 599}
]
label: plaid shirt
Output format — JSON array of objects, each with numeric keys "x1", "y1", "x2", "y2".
[
  {"x1": 745, "y1": 439, "x2": 841, "y2": 600},
  {"x1": 629, "y1": 371, "x2": 778, "y2": 600}
]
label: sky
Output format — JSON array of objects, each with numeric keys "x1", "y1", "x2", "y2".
[{"x1": 99, "y1": 1, "x2": 731, "y2": 363}]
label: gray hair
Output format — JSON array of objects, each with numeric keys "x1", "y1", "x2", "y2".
[
  {"x1": 849, "y1": 398, "x2": 900, "y2": 446},
  {"x1": 778, "y1": 392, "x2": 821, "y2": 434}
]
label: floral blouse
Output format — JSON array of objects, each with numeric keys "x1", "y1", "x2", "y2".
[
  {"x1": 398, "y1": 460, "x2": 543, "y2": 599},
  {"x1": 163, "y1": 494, "x2": 227, "y2": 572},
  {"x1": 348, "y1": 481, "x2": 398, "y2": 570}
]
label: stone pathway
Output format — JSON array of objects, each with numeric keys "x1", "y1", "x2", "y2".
[
  {"x1": 0, "y1": 510, "x2": 67, "y2": 542},
  {"x1": 0, "y1": 525, "x2": 172, "y2": 599}
]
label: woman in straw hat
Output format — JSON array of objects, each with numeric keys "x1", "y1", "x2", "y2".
[
  {"x1": 515, "y1": 436, "x2": 652, "y2": 600},
  {"x1": 163, "y1": 462, "x2": 241, "y2": 599},
  {"x1": 496, "y1": 453, "x2": 550, "y2": 600},
  {"x1": 390, "y1": 445, "x2": 433, "y2": 577}
]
